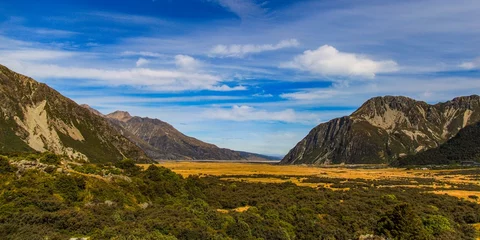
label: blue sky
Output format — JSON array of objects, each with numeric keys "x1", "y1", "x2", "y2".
[{"x1": 1, "y1": 0, "x2": 480, "y2": 156}]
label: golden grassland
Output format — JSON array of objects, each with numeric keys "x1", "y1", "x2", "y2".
[
  {"x1": 139, "y1": 161, "x2": 480, "y2": 201},
  {"x1": 217, "y1": 205, "x2": 251, "y2": 214}
]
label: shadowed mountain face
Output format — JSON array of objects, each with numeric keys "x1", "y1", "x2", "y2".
[
  {"x1": 0, "y1": 64, "x2": 150, "y2": 163},
  {"x1": 396, "y1": 121, "x2": 480, "y2": 166},
  {"x1": 104, "y1": 111, "x2": 278, "y2": 160},
  {"x1": 281, "y1": 95, "x2": 480, "y2": 165}
]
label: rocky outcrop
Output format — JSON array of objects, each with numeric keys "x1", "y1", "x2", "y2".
[
  {"x1": 0, "y1": 64, "x2": 150, "y2": 163},
  {"x1": 281, "y1": 95, "x2": 480, "y2": 165}
]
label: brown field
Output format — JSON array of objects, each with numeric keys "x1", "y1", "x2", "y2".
[{"x1": 139, "y1": 161, "x2": 480, "y2": 201}]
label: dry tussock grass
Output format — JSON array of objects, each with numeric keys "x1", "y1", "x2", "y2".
[{"x1": 139, "y1": 162, "x2": 480, "y2": 200}]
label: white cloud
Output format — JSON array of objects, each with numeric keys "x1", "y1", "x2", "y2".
[
  {"x1": 203, "y1": 105, "x2": 319, "y2": 123},
  {"x1": 174, "y1": 54, "x2": 201, "y2": 70},
  {"x1": 282, "y1": 45, "x2": 398, "y2": 78},
  {"x1": 209, "y1": 39, "x2": 299, "y2": 58},
  {"x1": 459, "y1": 58, "x2": 480, "y2": 70},
  {"x1": 135, "y1": 57, "x2": 149, "y2": 67}
]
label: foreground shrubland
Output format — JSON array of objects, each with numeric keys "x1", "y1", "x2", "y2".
[{"x1": 0, "y1": 155, "x2": 479, "y2": 239}]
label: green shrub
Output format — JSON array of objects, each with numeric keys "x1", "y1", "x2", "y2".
[
  {"x1": 40, "y1": 152, "x2": 61, "y2": 165},
  {"x1": 115, "y1": 159, "x2": 142, "y2": 176},
  {"x1": 0, "y1": 156, "x2": 16, "y2": 173},
  {"x1": 375, "y1": 204, "x2": 431, "y2": 239},
  {"x1": 54, "y1": 175, "x2": 86, "y2": 202}
]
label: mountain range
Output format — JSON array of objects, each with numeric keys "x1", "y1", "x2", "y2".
[
  {"x1": 0, "y1": 64, "x2": 276, "y2": 162},
  {"x1": 2, "y1": 64, "x2": 479, "y2": 166},
  {"x1": 281, "y1": 95, "x2": 480, "y2": 165},
  {"x1": 101, "y1": 110, "x2": 277, "y2": 161}
]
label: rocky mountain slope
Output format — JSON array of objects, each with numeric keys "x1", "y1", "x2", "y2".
[
  {"x1": 396, "y1": 121, "x2": 480, "y2": 166},
  {"x1": 281, "y1": 95, "x2": 480, "y2": 165},
  {"x1": 103, "y1": 111, "x2": 277, "y2": 160},
  {"x1": 0, "y1": 64, "x2": 150, "y2": 163}
]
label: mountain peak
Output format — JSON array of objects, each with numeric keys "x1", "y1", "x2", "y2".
[
  {"x1": 107, "y1": 111, "x2": 133, "y2": 122},
  {"x1": 352, "y1": 95, "x2": 423, "y2": 117},
  {"x1": 361, "y1": 95, "x2": 419, "y2": 108}
]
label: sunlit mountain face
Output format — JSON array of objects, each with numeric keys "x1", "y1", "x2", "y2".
[{"x1": 1, "y1": 0, "x2": 479, "y2": 156}]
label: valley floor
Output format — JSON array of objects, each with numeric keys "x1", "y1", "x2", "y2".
[{"x1": 147, "y1": 161, "x2": 480, "y2": 202}]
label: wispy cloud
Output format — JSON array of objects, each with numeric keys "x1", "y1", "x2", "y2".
[
  {"x1": 0, "y1": 49, "x2": 77, "y2": 61},
  {"x1": 3, "y1": 60, "x2": 244, "y2": 92},
  {"x1": 213, "y1": 0, "x2": 266, "y2": 20},
  {"x1": 281, "y1": 45, "x2": 398, "y2": 78},
  {"x1": 281, "y1": 89, "x2": 344, "y2": 101},
  {"x1": 86, "y1": 11, "x2": 168, "y2": 25},
  {"x1": 33, "y1": 28, "x2": 78, "y2": 37},
  {"x1": 209, "y1": 39, "x2": 299, "y2": 58},
  {"x1": 121, "y1": 51, "x2": 166, "y2": 58},
  {"x1": 74, "y1": 95, "x2": 247, "y2": 106},
  {"x1": 203, "y1": 105, "x2": 319, "y2": 123}
]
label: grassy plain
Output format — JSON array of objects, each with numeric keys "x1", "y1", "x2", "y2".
[{"x1": 140, "y1": 161, "x2": 480, "y2": 202}]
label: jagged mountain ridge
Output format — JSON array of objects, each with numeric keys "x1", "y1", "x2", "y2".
[
  {"x1": 0, "y1": 64, "x2": 150, "y2": 163},
  {"x1": 281, "y1": 95, "x2": 480, "y2": 165},
  {"x1": 103, "y1": 111, "x2": 278, "y2": 160}
]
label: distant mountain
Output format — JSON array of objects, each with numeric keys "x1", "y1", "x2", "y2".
[
  {"x1": 0, "y1": 64, "x2": 150, "y2": 163},
  {"x1": 395, "y1": 122, "x2": 480, "y2": 166},
  {"x1": 102, "y1": 111, "x2": 276, "y2": 160},
  {"x1": 236, "y1": 151, "x2": 280, "y2": 161},
  {"x1": 281, "y1": 95, "x2": 480, "y2": 165}
]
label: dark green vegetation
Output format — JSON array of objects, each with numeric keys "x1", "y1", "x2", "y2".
[
  {"x1": 397, "y1": 122, "x2": 480, "y2": 166},
  {"x1": 282, "y1": 95, "x2": 480, "y2": 165},
  {"x1": 0, "y1": 64, "x2": 149, "y2": 163},
  {"x1": 1, "y1": 155, "x2": 479, "y2": 240}
]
